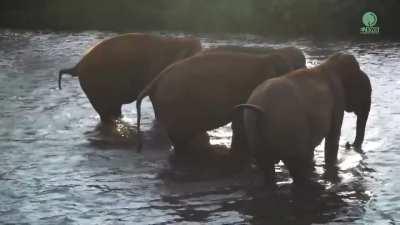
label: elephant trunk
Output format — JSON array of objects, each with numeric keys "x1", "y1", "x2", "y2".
[
  {"x1": 353, "y1": 99, "x2": 371, "y2": 148},
  {"x1": 234, "y1": 104, "x2": 266, "y2": 156}
]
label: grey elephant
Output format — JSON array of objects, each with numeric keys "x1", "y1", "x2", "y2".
[
  {"x1": 233, "y1": 53, "x2": 371, "y2": 186},
  {"x1": 59, "y1": 33, "x2": 202, "y2": 123},
  {"x1": 135, "y1": 48, "x2": 304, "y2": 154}
]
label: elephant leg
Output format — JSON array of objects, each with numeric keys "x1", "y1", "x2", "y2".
[
  {"x1": 92, "y1": 101, "x2": 122, "y2": 123},
  {"x1": 167, "y1": 132, "x2": 194, "y2": 156},
  {"x1": 168, "y1": 131, "x2": 212, "y2": 161},
  {"x1": 188, "y1": 132, "x2": 211, "y2": 152},
  {"x1": 256, "y1": 154, "x2": 276, "y2": 187},
  {"x1": 230, "y1": 119, "x2": 248, "y2": 160},
  {"x1": 325, "y1": 110, "x2": 344, "y2": 170},
  {"x1": 284, "y1": 155, "x2": 314, "y2": 186},
  {"x1": 263, "y1": 163, "x2": 276, "y2": 186}
]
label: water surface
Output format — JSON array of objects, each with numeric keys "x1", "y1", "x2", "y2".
[{"x1": 0, "y1": 30, "x2": 399, "y2": 224}]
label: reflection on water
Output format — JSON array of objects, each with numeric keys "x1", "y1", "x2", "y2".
[{"x1": 0, "y1": 29, "x2": 399, "y2": 224}]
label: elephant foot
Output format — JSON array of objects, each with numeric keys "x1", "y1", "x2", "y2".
[
  {"x1": 324, "y1": 162, "x2": 339, "y2": 176},
  {"x1": 96, "y1": 104, "x2": 123, "y2": 124},
  {"x1": 100, "y1": 113, "x2": 122, "y2": 124},
  {"x1": 292, "y1": 179, "x2": 325, "y2": 196},
  {"x1": 323, "y1": 165, "x2": 340, "y2": 183},
  {"x1": 284, "y1": 157, "x2": 316, "y2": 188}
]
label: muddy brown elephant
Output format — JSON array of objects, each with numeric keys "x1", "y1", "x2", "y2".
[
  {"x1": 204, "y1": 46, "x2": 306, "y2": 70},
  {"x1": 233, "y1": 53, "x2": 371, "y2": 186},
  {"x1": 58, "y1": 33, "x2": 202, "y2": 122},
  {"x1": 136, "y1": 50, "x2": 300, "y2": 155}
]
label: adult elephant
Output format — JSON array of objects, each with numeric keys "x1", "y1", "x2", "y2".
[
  {"x1": 233, "y1": 53, "x2": 371, "y2": 186},
  {"x1": 136, "y1": 50, "x2": 297, "y2": 155},
  {"x1": 58, "y1": 33, "x2": 202, "y2": 123},
  {"x1": 204, "y1": 45, "x2": 306, "y2": 70}
]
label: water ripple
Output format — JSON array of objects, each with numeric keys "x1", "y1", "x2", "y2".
[{"x1": 0, "y1": 30, "x2": 399, "y2": 224}]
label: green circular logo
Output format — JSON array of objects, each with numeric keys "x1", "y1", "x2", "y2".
[{"x1": 362, "y1": 12, "x2": 377, "y2": 27}]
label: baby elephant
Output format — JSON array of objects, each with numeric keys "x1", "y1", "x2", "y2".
[
  {"x1": 233, "y1": 53, "x2": 371, "y2": 186},
  {"x1": 136, "y1": 51, "x2": 295, "y2": 154},
  {"x1": 59, "y1": 33, "x2": 201, "y2": 123}
]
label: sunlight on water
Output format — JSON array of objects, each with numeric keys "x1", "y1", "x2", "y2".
[{"x1": 208, "y1": 125, "x2": 232, "y2": 147}]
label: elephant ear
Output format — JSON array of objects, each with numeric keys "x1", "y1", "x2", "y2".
[
  {"x1": 175, "y1": 47, "x2": 196, "y2": 61},
  {"x1": 267, "y1": 54, "x2": 292, "y2": 76},
  {"x1": 276, "y1": 47, "x2": 307, "y2": 69},
  {"x1": 339, "y1": 54, "x2": 360, "y2": 72},
  {"x1": 329, "y1": 53, "x2": 360, "y2": 77},
  {"x1": 327, "y1": 53, "x2": 362, "y2": 94},
  {"x1": 175, "y1": 39, "x2": 202, "y2": 60}
]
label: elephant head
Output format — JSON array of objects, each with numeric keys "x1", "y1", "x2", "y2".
[
  {"x1": 327, "y1": 53, "x2": 372, "y2": 148},
  {"x1": 164, "y1": 37, "x2": 202, "y2": 64},
  {"x1": 263, "y1": 54, "x2": 292, "y2": 77},
  {"x1": 180, "y1": 38, "x2": 202, "y2": 58},
  {"x1": 275, "y1": 47, "x2": 307, "y2": 70}
]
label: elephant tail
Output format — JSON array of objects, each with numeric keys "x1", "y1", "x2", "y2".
[
  {"x1": 136, "y1": 66, "x2": 173, "y2": 152},
  {"x1": 58, "y1": 67, "x2": 78, "y2": 90},
  {"x1": 136, "y1": 77, "x2": 159, "y2": 152},
  {"x1": 234, "y1": 104, "x2": 266, "y2": 156},
  {"x1": 136, "y1": 91, "x2": 144, "y2": 152}
]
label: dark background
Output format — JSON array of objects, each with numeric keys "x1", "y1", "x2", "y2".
[{"x1": 0, "y1": 0, "x2": 398, "y2": 37}]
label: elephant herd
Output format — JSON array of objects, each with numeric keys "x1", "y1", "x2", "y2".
[{"x1": 59, "y1": 33, "x2": 371, "y2": 188}]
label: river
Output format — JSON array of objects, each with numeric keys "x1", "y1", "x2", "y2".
[{"x1": 0, "y1": 30, "x2": 399, "y2": 224}]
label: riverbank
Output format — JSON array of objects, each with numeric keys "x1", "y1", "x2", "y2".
[{"x1": 0, "y1": 0, "x2": 399, "y2": 38}]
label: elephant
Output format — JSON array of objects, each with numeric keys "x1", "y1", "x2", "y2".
[
  {"x1": 58, "y1": 33, "x2": 202, "y2": 123},
  {"x1": 136, "y1": 49, "x2": 299, "y2": 155},
  {"x1": 232, "y1": 53, "x2": 371, "y2": 186},
  {"x1": 204, "y1": 46, "x2": 306, "y2": 70}
]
